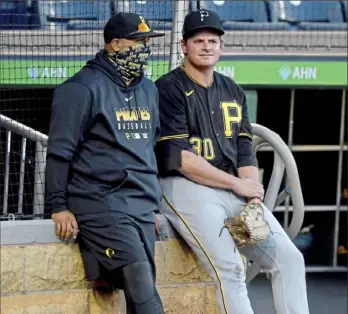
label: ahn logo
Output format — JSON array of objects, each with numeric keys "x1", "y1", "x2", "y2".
[
  {"x1": 27, "y1": 66, "x2": 67, "y2": 79},
  {"x1": 279, "y1": 65, "x2": 318, "y2": 81}
]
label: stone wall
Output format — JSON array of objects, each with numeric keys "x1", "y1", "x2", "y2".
[{"x1": 0, "y1": 217, "x2": 220, "y2": 314}]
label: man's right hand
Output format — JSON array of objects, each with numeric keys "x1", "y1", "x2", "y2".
[
  {"x1": 232, "y1": 177, "x2": 265, "y2": 200},
  {"x1": 51, "y1": 210, "x2": 79, "y2": 240}
]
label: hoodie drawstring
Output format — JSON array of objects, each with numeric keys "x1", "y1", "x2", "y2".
[
  {"x1": 126, "y1": 89, "x2": 132, "y2": 111},
  {"x1": 126, "y1": 89, "x2": 140, "y2": 114},
  {"x1": 134, "y1": 91, "x2": 140, "y2": 113}
]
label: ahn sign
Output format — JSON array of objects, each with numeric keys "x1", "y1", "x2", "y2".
[{"x1": 27, "y1": 66, "x2": 68, "y2": 80}]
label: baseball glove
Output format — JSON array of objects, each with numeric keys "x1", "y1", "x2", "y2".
[{"x1": 219, "y1": 202, "x2": 271, "y2": 249}]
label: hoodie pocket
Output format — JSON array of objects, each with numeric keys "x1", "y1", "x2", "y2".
[
  {"x1": 105, "y1": 169, "x2": 129, "y2": 194},
  {"x1": 105, "y1": 169, "x2": 130, "y2": 211}
]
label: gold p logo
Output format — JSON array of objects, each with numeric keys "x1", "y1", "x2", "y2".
[
  {"x1": 105, "y1": 248, "x2": 115, "y2": 258},
  {"x1": 138, "y1": 16, "x2": 150, "y2": 32},
  {"x1": 220, "y1": 101, "x2": 242, "y2": 138}
]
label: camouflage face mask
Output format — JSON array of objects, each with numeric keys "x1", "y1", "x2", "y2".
[{"x1": 108, "y1": 42, "x2": 151, "y2": 82}]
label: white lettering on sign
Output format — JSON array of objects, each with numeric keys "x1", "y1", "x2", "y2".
[
  {"x1": 215, "y1": 66, "x2": 235, "y2": 78},
  {"x1": 144, "y1": 66, "x2": 152, "y2": 78},
  {"x1": 279, "y1": 65, "x2": 317, "y2": 81},
  {"x1": 292, "y1": 67, "x2": 317, "y2": 80},
  {"x1": 27, "y1": 67, "x2": 67, "y2": 79}
]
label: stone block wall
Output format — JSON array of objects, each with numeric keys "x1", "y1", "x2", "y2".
[{"x1": 1, "y1": 219, "x2": 220, "y2": 313}]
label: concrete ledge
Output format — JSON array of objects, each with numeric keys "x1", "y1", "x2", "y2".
[
  {"x1": 0, "y1": 215, "x2": 250, "y2": 312},
  {"x1": 1, "y1": 239, "x2": 219, "y2": 313},
  {"x1": 0, "y1": 214, "x2": 178, "y2": 245}
]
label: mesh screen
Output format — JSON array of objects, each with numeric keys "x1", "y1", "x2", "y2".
[{"x1": 0, "y1": 0, "x2": 347, "y2": 220}]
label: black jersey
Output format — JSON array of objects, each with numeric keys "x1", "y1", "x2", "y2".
[{"x1": 155, "y1": 66, "x2": 258, "y2": 177}]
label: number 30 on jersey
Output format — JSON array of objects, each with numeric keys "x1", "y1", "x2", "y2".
[
  {"x1": 189, "y1": 137, "x2": 215, "y2": 160},
  {"x1": 189, "y1": 101, "x2": 242, "y2": 160}
]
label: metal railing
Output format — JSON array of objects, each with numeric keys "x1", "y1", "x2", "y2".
[
  {"x1": 0, "y1": 114, "x2": 47, "y2": 220},
  {"x1": 246, "y1": 123, "x2": 305, "y2": 283}
]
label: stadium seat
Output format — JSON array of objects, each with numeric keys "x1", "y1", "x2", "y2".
[
  {"x1": 0, "y1": 0, "x2": 30, "y2": 29},
  {"x1": 35, "y1": 1, "x2": 112, "y2": 30},
  {"x1": 269, "y1": 1, "x2": 347, "y2": 30},
  {"x1": 128, "y1": 0, "x2": 172, "y2": 30},
  {"x1": 197, "y1": 1, "x2": 289, "y2": 30}
]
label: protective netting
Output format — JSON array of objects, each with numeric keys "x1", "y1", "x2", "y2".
[
  {"x1": 0, "y1": 0, "x2": 180, "y2": 219},
  {"x1": 0, "y1": 0, "x2": 347, "y2": 220}
]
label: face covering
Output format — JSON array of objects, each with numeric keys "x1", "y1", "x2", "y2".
[{"x1": 107, "y1": 42, "x2": 151, "y2": 82}]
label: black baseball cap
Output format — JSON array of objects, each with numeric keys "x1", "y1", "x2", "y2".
[
  {"x1": 104, "y1": 12, "x2": 165, "y2": 43},
  {"x1": 182, "y1": 9, "x2": 225, "y2": 39}
]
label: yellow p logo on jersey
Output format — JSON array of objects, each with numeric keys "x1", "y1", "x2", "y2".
[
  {"x1": 220, "y1": 101, "x2": 242, "y2": 138},
  {"x1": 105, "y1": 248, "x2": 115, "y2": 258}
]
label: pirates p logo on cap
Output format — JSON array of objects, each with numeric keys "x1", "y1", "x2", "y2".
[
  {"x1": 200, "y1": 10, "x2": 209, "y2": 21},
  {"x1": 138, "y1": 16, "x2": 150, "y2": 32}
]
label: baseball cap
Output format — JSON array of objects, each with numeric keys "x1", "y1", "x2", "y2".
[
  {"x1": 182, "y1": 9, "x2": 225, "y2": 39},
  {"x1": 104, "y1": 12, "x2": 165, "y2": 43}
]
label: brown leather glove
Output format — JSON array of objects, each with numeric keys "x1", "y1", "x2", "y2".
[{"x1": 220, "y1": 202, "x2": 271, "y2": 249}]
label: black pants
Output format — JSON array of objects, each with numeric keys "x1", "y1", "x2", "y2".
[
  {"x1": 120, "y1": 261, "x2": 164, "y2": 314},
  {"x1": 76, "y1": 211, "x2": 164, "y2": 313}
]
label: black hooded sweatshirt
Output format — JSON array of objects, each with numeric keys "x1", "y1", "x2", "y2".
[{"x1": 45, "y1": 50, "x2": 162, "y2": 220}]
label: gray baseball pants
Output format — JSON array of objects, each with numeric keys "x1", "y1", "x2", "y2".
[{"x1": 158, "y1": 176, "x2": 309, "y2": 314}]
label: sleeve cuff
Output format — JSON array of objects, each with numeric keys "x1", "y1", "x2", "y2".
[
  {"x1": 156, "y1": 139, "x2": 191, "y2": 173},
  {"x1": 237, "y1": 137, "x2": 258, "y2": 168}
]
